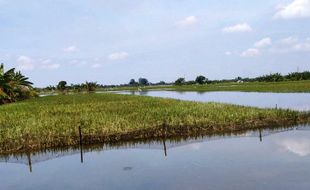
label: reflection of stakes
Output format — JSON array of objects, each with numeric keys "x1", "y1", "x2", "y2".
[
  {"x1": 162, "y1": 123, "x2": 167, "y2": 157},
  {"x1": 26, "y1": 152, "x2": 32, "y2": 173},
  {"x1": 25, "y1": 134, "x2": 33, "y2": 173},
  {"x1": 259, "y1": 129, "x2": 262, "y2": 142},
  {"x1": 163, "y1": 138, "x2": 167, "y2": 157},
  {"x1": 79, "y1": 125, "x2": 84, "y2": 163}
]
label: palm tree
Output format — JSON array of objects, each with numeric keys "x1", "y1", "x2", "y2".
[
  {"x1": 0, "y1": 63, "x2": 35, "y2": 104},
  {"x1": 0, "y1": 65, "x2": 14, "y2": 103},
  {"x1": 85, "y1": 81, "x2": 97, "y2": 92},
  {"x1": 13, "y1": 71, "x2": 33, "y2": 87}
]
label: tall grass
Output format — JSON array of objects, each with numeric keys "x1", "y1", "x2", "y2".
[{"x1": 0, "y1": 93, "x2": 309, "y2": 153}]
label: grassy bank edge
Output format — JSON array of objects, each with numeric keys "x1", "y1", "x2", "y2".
[{"x1": 1, "y1": 112, "x2": 309, "y2": 154}]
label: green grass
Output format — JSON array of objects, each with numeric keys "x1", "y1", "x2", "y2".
[
  {"x1": 1, "y1": 93, "x2": 309, "y2": 153},
  {"x1": 104, "y1": 80, "x2": 310, "y2": 93}
]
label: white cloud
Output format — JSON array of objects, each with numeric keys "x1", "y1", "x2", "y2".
[
  {"x1": 108, "y1": 51, "x2": 129, "y2": 60},
  {"x1": 277, "y1": 138, "x2": 310, "y2": 156},
  {"x1": 274, "y1": 0, "x2": 310, "y2": 19},
  {"x1": 292, "y1": 42, "x2": 310, "y2": 51},
  {"x1": 254, "y1": 38, "x2": 272, "y2": 48},
  {"x1": 40, "y1": 59, "x2": 60, "y2": 70},
  {"x1": 176, "y1": 16, "x2": 198, "y2": 28},
  {"x1": 280, "y1": 36, "x2": 299, "y2": 45},
  {"x1": 17, "y1": 56, "x2": 35, "y2": 71},
  {"x1": 222, "y1": 23, "x2": 252, "y2": 33},
  {"x1": 63, "y1": 45, "x2": 79, "y2": 53},
  {"x1": 274, "y1": 37, "x2": 310, "y2": 52},
  {"x1": 91, "y1": 63, "x2": 102, "y2": 68},
  {"x1": 225, "y1": 51, "x2": 232, "y2": 56},
  {"x1": 240, "y1": 48, "x2": 260, "y2": 57}
]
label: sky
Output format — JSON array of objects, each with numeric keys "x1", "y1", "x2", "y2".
[{"x1": 1, "y1": 0, "x2": 310, "y2": 87}]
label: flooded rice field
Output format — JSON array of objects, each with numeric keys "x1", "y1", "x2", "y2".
[{"x1": 1, "y1": 125, "x2": 310, "y2": 190}]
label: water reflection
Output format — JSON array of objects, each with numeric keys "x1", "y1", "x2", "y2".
[
  {"x1": 277, "y1": 138, "x2": 310, "y2": 157},
  {"x1": 79, "y1": 125, "x2": 83, "y2": 163},
  {"x1": 26, "y1": 152, "x2": 32, "y2": 173},
  {"x1": 116, "y1": 90, "x2": 310, "y2": 111},
  {"x1": 2, "y1": 125, "x2": 310, "y2": 190},
  {"x1": 1, "y1": 125, "x2": 307, "y2": 174},
  {"x1": 123, "y1": 166, "x2": 133, "y2": 171}
]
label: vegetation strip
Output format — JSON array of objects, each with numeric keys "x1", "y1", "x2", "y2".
[
  {"x1": 1, "y1": 93, "x2": 309, "y2": 154},
  {"x1": 104, "y1": 80, "x2": 310, "y2": 93}
]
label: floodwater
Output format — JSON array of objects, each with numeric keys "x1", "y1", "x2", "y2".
[
  {"x1": 117, "y1": 91, "x2": 310, "y2": 111},
  {"x1": 1, "y1": 125, "x2": 310, "y2": 190}
]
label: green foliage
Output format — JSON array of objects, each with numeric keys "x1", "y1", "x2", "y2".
[
  {"x1": 172, "y1": 71, "x2": 310, "y2": 85},
  {"x1": 286, "y1": 71, "x2": 310, "y2": 81},
  {"x1": 256, "y1": 73, "x2": 284, "y2": 82},
  {"x1": 175, "y1": 77, "x2": 186, "y2": 85},
  {"x1": 129, "y1": 79, "x2": 138, "y2": 86},
  {"x1": 70, "y1": 84, "x2": 83, "y2": 92},
  {"x1": 158, "y1": 81, "x2": 166, "y2": 85},
  {"x1": 0, "y1": 63, "x2": 36, "y2": 104},
  {"x1": 0, "y1": 64, "x2": 3, "y2": 75},
  {"x1": 138, "y1": 78, "x2": 149, "y2": 86},
  {"x1": 195, "y1": 75, "x2": 207, "y2": 84},
  {"x1": 57, "y1": 81, "x2": 67, "y2": 91},
  {"x1": 85, "y1": 81, "x2": 97, "y2": 92},
  {"x1": 242, "y1": 71, "x2": 310, "y2": 83}
]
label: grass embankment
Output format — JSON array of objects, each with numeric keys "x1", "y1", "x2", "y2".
[
  {"x1": 105, "y1": 80, "x2": 310, "y2": 93},
  {"x1": 1, "y1": 93, "x2": 309, "y2": 153}
]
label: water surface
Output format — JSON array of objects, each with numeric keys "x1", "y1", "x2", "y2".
[
  {"x1": 1, "y1": 125, "x2": 310, "y2": 190},
  {"x1": 117, "y1": 91, "x2": 310, "y2": 111}
]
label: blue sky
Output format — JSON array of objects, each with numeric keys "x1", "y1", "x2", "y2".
[{"x1": 1, "y1": 0, "x2": 310, "y2": 87}]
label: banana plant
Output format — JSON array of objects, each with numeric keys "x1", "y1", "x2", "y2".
[{"x1": 0, "y1": 63, "x2": 35, "y2": 104}]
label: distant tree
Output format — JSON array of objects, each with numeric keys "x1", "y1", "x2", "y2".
[
  {"x1": 129, "y1": 79, "x2": 138, "y2": 86},
  {"x1": 286, "y1": 71, "x2": 310, "y2": 81},
  {"x1": 175, "y1": 77, "x2": 185, "y2": 85},
  {"x1": 158, "y1": 81, "x2": 166, "y2": 85},
  {"x1": 186, "y1": 80, "x2": 196, "y2": 85},
  {"x1": 85, "y1": 81, "x2": 97, "y2": 92},
  {"x1": 235, "y1": 76, "x2": 242, "y2": 81},
  {"x1": 46, "y1": 85, "x2": 56, "y2": 91},
  {"x1": 70, "y1": 84, "x2": 83, "y2": 92},
  {"x1": 0, "y1": 64, "x2": 3, "y2": 74},
  {"x1": 195, "y1": 75, "x2": 207, "y2": 84},
  {"x1": 138, "y1": 78, "x2": 149, "y2": 86},
  {"x1": 57, "y1": 81, "x2": 67, "y2": 91},
  {"x1": 256, "y1": 73, "x2": 284, "y2": 82}
]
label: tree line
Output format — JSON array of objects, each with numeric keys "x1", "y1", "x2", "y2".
[
  {"x1": 255, "y1": 72, "x2": 310, "y2": 82},
  {"x1": 2, "y1": 62, "x2": 309, "y2": 104},
  {"x1": 40, "y1": 71, "x2": 310, "y2": 92},
  {"x1": 44, "y1": 81, "x2": 99, "y2": 93},
  {"x1": 173, "y1": 71, "x2": 310, "y2": 85}
]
